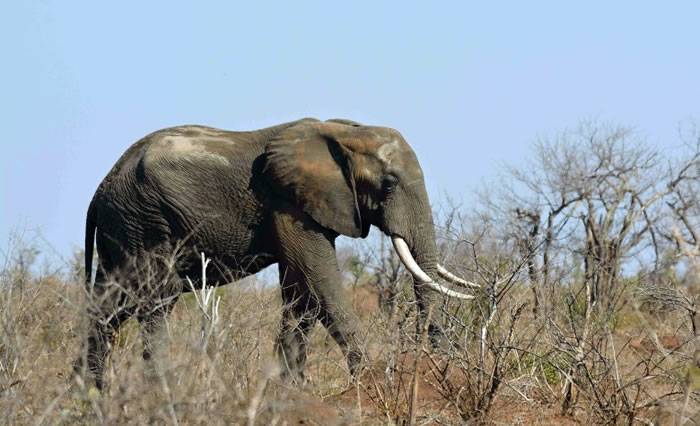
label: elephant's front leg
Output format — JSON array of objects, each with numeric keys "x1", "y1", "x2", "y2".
[
  {"x1": 273, "y1": 207, "x2": 364, "y2": 380},
  {"x1": 275, "y1": 269, "x2": 319, "y2": 382}
]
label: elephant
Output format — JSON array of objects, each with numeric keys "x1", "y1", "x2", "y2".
[{"x1": 76, "y1": 117, "x2": 477, "y2": 389}]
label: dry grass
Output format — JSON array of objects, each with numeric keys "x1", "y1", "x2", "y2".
[{"x1": 1, "y1": 254, "x2": 699, "y2": 425}]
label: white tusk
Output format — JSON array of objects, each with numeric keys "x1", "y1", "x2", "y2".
[
  {"x1": 421, "y1": 279, "x2": 475, "y2": 300},
  {"x1": 437, "y1": 264, "x2": 480, "y2": 289},
  {"x1": 391, "y1": 237, "x2": 432, "y2": 283},
  {"x1": 391, "y1": 237, "x2": 475, "y2": 300}
]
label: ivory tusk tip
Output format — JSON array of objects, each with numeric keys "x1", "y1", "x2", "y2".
[{"x1": 437, "y1": 264, "x2": 480, "y2": 289}]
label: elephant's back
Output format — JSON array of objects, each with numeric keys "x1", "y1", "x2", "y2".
[
  {"x1": 91, "y1": 120, "x2": 317, "y2": 262},
  {"x1": 135, "y1": 125, "x2": 266, "y2": 212},
  {"x1": 93, "y1": 124, "x2": 272, "y2": 261},
  {"x1": 98, "y1": 125, "x2": 264, "y2": 193},
  {"x1": 141, "y1": 125, "x2": 263, "y2": 167},
  {"x1": 103, "y1": 120, "x2": 317, "y2": 186}
]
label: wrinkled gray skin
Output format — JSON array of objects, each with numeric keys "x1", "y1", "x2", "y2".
[{"x1": 77, "y1": 118, "x2": 446, "y2": 389}]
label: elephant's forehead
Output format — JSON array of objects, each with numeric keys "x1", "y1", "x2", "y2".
[
  {"x1": 377, "y1": 139, "x2": 401, "y2": 164},
  {"x1": 377, "y1": 138, "x2": 420, "y2": 171}
]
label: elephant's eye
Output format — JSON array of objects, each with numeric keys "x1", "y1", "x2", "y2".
[{"x1": 382, "y1": 174, "x2": 399, "y2": 193}]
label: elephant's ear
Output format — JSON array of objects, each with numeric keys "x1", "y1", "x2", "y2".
[{"x1": 264, "y1": 123, "x2": 366, "y2": 238}]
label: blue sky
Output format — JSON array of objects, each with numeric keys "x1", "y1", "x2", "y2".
[{"x1": 1, "y1": 2, "x2": 699, "y2": 264}]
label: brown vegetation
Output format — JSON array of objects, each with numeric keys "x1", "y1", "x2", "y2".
[{"x1": 0, "y1": 262, "x2": 695, "y2": 424}]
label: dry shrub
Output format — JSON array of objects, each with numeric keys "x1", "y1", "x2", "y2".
[
  {"x1": 0, "y1": 246, "x2": 355, "y2": 425},
  {"x1": 2, "y1": 232, "x2": 700, "y2": 425}
]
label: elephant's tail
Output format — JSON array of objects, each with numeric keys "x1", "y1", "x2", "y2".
[{"x1": 84, "y1": 195, "x2": 98, "y2": 287}]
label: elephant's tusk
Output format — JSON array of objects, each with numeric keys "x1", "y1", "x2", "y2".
[
  {"x1": 437, "y1": 264, "x2": 480, "y2": 289},
  {"x1": 391, "y1": 236, "x2": 432, "y2": 283},
  {"x1": 391, "y1": 237, "x2": 475, "y2": 300},
  {"x1": 420, "y1": 278, "x2": 476, "y2": 300}
]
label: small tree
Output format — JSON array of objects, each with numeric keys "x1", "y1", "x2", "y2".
[{"x1": 487, "y1": 121, "x2": 669, "y2": 314}]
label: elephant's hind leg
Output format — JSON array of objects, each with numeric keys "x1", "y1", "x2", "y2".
[
  {"x1": 75, "y1": 270, "x2": 135, "y2": 390},
  {"x1": 137, "y1": 293, "x2": 179, "y2": 380}
]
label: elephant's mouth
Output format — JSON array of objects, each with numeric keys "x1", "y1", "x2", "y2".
[{"x1": 390, "y1": 235, "x2": 478, "y2": 300}]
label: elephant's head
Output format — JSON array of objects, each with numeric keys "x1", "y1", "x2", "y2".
[{"x1": 264, "y1": 118, "x2": 477, "y2": 299}]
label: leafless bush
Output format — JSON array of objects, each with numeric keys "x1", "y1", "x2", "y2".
[
  {"x1": 470, "y1": 120, "x2": 700, "y2": 423},
  {"x1": 0, "y1": 234, "x2": 347, "y2": 424},
  {"x1": 637, "y1": 281, "x2": 698, "y2": 336},
  {"x1": 431, "y1": 205, "x2": 544, "y2": 421}
]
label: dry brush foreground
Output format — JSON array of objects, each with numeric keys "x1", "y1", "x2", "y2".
[{"x1": 0, "y1": 249, "x2": 697, "y2": 425}]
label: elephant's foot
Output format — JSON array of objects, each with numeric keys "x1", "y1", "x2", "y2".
[
  {"x1": 71, "y1": 355, "x2": 105, "y2": 396},
  {"x1": 142, "y1": 355, "x2": 164, "y2": 384},
  {"x1": 426, "y1": 323, "x2": 457, "y2": 353},
  {"x1": 278, "y1": 366, "x2": 307, "y2": 386},
  {"x1": 346, "y1": 349, "x2": 364, "y2": 378}
]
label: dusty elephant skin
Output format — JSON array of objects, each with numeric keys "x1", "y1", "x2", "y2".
[{"x1": 77, "y1": 117, "x2": 474, "y2": 389}]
